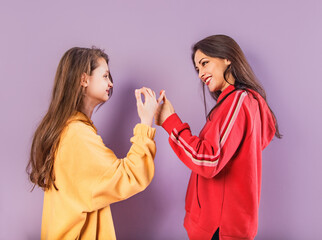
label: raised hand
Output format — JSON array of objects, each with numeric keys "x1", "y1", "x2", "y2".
[
  {"x1": 155, "y1": 90, "x2": 175, "y2": 126},
  {"x1": 135, "y1": 87, "x2": 158, "y2": 127}
]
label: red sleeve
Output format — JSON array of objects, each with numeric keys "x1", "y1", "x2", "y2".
[{"x1": 162, "y1": 90, "x2": 249, "y2": 178}]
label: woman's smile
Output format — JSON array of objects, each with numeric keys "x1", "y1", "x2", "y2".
[{"x1": 204, "y1": 76, "x2": 212, "y2": 85}]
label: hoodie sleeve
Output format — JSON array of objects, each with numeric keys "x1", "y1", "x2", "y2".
[
  {"x1": 56, "y1": 123, "x2": 156, "y2": 212},
  {"x1": 162, "y1": 90, "x2": 249, "y2": 179}
]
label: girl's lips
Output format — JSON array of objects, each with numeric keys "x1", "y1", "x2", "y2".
[{"x1": 106, "y1": 87, "x2": 113, "y2": 96}]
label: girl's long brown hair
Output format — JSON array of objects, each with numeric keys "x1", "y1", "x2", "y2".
[
  {"x1": 27, "y1": 47, "x2": 112, "y2": 190},
  {"x1": 192, "y1": 35, "x2": 282, "y2": 138}
]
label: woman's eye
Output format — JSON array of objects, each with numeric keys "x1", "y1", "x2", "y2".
[
  {"x1": 104, "y1": 75, "x2": 108, "y2": 79},
  {"x1": 202, "y1": 61, "x2": 208, "y2": 66}
]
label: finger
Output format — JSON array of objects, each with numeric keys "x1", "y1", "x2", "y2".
[
  {"x1": 135, "y1": 89, "x2": 143, "y2": 106},
  {"x1": 137, "y1": 88, "x2": 149, "y2": 103},
  {"x1": 144, "y1": 87, "x2": 154, "y2": 97},
  {"x1": 136, "y1": 87, "x2": 146, "y2": 95},
  {"x1": 157, "y1": 90, "x2": 166, "y2": 104},
  {"x1": 159, "y1": 90, "x2": 166, "y2": 103},
  {"x1": 163, "y1": 92, "x2": 168, "y2": 102},
  {"x1": 150, "y1": 90, "x2": 157, "y2": 102},
  {"x1": 142, "y1": 88, "x2": 155, "y2": 104}
]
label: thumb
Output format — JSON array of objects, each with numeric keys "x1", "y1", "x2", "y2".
[
  {"x1": 157, "y1": 90, "x2": 166, "y2": 104},
  {"x1": 135, "y1": 89, "x2": 143, "y2": 106}
]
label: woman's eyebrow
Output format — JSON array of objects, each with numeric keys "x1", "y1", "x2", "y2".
[
  {"x1": 198, "y1": 58, "x2": 205, "y2": 64},
  {"x1": 195, "y1": 58, "x2": 206, "y2": 69}
]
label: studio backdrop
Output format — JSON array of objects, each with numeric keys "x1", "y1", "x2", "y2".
[{"x1": 0, "y1": 0, "x2": 321, "y2": 239}]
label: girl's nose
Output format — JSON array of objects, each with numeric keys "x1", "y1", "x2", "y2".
[{"x1": 108, "y1": 80, "x2": 113, "y2": 87}]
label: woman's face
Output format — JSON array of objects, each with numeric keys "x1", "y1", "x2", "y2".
[
  {"x1": 82, "y1": 57, "x2": 113, "y2": 106},
  {"x1": 194, "y1": 50, "x2": 232, "y2": 92}
]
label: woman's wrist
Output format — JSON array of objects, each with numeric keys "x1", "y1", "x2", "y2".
[
  {"x1": 162, "y1": 113, "x2": 180, "y2": 134},
  {"x1": 161, "y1": 111, "x2": 175, "y2": 125}
]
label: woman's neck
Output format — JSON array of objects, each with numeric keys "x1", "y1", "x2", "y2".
[{"x1": 222, "y1": 74, "x2": 235, "y2": 92}]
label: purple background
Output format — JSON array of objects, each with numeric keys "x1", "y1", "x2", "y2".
[{"x1": 1, "y1": 1, "x2": 321, "y2": 239}]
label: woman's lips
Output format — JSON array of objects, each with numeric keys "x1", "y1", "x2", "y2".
[{"x1": 204, "y1": 77, "x2": 212, "y2": 85}]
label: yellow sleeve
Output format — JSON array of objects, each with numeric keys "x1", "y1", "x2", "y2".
[{"x1": 56, "y1": 122, "x2": 156, "y2": 212}]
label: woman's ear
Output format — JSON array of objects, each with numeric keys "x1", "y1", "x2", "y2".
[
  {"x1": 81, "y1": 73, "x2": 89, "y2": 87},
  {"x1": 224, "y1": 59, "x2": 231, "y2": 66}
]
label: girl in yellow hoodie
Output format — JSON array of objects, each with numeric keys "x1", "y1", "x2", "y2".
[{"x1": 27, "y1": 47, "x2": 158, "y2": 240}]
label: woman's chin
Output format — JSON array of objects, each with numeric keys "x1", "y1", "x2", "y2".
[{"x1": 208, "y1": 86, "x2": 216, "y2": 92}]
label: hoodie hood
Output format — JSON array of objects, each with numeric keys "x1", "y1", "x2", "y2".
[
  {"x1": 219, "y1": 85, "x2": 276, "y2": 149},
  {"x1": 248, "y1": 89, "x2": 276, "y2": 149}
]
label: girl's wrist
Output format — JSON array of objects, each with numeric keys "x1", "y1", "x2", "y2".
[{"x1": 140, "y1": 119, "x2": 152, "y2": 127}]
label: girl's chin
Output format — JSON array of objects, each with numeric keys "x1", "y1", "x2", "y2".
[
  {"x1": 98, "y1": 97, "x2": 108, "y2": 105},
  {"x1": 103, "y1": 95, "x2": 109, "y2": 101}
]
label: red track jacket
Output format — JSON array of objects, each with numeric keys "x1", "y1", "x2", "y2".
[{"x1": 162, "y1": 85, "x2": 276, "y2": 240}]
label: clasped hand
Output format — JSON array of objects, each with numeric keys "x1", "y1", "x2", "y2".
[{"x1": 135, "y1": 87, "x2": 174, "y2": 127}]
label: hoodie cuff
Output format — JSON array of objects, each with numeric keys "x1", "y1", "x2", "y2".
[
  {"x1": 162, "y1": 113, "x2": 183, "y2": 135},
  {"x1": 134, "y1": 124, "x2": 156, "y2": 139}
]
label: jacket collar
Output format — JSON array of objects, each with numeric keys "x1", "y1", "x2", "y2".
[{"x1": 217, "y1": 84, "x2": 236, "y2": 102}]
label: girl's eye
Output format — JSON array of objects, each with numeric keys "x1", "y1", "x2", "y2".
[{"x1": 104, "y1": 75, "x2": 108, "y2": 79}]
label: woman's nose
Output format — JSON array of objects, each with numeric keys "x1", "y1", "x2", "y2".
[
  {"x1": 108, "y1": 80, "x2": 113, "y2": 87},
  {"x1": 199, "y1": 71, "x2": 205, "y2": 80}
]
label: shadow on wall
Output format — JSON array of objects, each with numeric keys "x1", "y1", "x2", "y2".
[
  {"x1": 100, "y1": 81, "x2": 164, "y2": 239},
  {"x1": 100, "y1": 82, "x2": 137, "y2": 158}
]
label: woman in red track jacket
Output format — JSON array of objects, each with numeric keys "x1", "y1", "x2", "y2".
[{"x1": 155, "y1": 35, "x2": 282, "y2": 240}]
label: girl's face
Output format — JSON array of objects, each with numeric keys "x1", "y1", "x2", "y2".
[
  {"x1": 194, "y1": 50, "x2": 232, "y2": 92},
  {"x1": 82, "y1": 57, "x2": 113, "y2": 106}
]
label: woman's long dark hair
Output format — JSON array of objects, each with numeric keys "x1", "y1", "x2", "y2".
[
  {"x1": 27, "y1": 47, "x2": 113, "y2": 191},
  {"x1": 192, "y1": 35, "x2": 282, "y2": 138}
]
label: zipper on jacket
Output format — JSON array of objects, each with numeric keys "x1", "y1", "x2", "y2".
[{"x1": 196, "y1": 175, "x2": 201, "y2": 208}]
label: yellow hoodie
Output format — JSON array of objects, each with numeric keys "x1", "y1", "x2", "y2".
[{"x1": 41, "y1": 112, "x2": 156, "y2": 240}]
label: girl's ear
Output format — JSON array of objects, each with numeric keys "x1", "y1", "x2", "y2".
[{"x1": 81, "y1": 73, "x2": 89, "y2": 87}]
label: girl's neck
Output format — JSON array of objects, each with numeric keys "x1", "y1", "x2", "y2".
[
  {"x1": 81, "y1": 108, "x2": 93, "y2": 119},
  {"x1": 80, "y1": 99, "x2": 97, "y2": 119}
]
